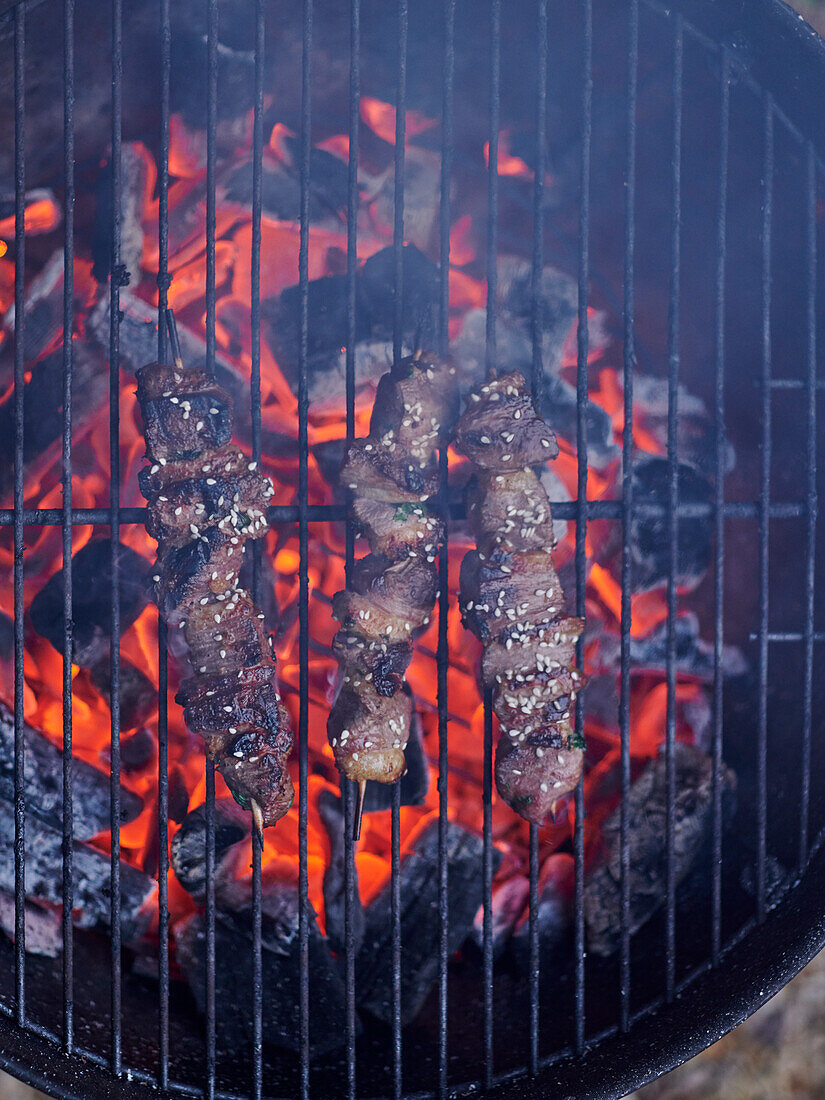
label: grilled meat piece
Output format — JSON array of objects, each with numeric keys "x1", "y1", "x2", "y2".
[
  {"x1": 136, "y1": 363, "x2": 233, "y2": 460},
  {"x1": 136, "y1": 359, "x2": 293, "y2": 831},
  {"x1": 328, "y1": 352, "x2": 457, "y2": 805},
  {"x1": 341, "y1": 350, "x2": 459, "y2": 502},
  {"x1": 454, "y1": 371, "x2": 559, "y2": 471},
  {"x1": 456, "y1": 371, "x2": 585, "y2": 825}
]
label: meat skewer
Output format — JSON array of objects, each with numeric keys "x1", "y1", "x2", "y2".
[
  {"x1": 328, "y1": 350, "x2": 458, "y2": 839},
  {"x1": 454, "y1": 371, "x2": 585, "y2": 825},
  {"x1": 136, "y1": 312, "x2": 294, "y2": 838}
]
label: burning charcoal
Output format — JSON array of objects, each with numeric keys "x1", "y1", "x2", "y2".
[
  {"x1": 170, "y1": 798, "x2": 248, "y2": 902},
  {"x1": 0, "y1": 888, "x2": 62, "y2": 959},
  {"x1": 263, "y1": 245, "x2": 439, "y2": 406},
  {"x1": 618, "y1": 456, "x2": 712, "y2": 594},
  {"x1": 0, "y1": 804, "x2": 154, "y2": 942},
  {"x1": 362, "y1": 698, "x2": 428, "y2": 813},
  {"x1": 0, "y1": 699, "x2": 142, "y2": 838},
  {"x1": 511, "y1": 853, "x2": 575, "y2": 968},
  {"x1": 174, "y1": 883, "x2": 348, "y2": 1055},
  {"x1": 356, "y1": 820, "x2": 500, "y2": 1026},
  {"x1": 29, "y1": 538, "x2": 150, "y2": 667},
  {"x1": 317, "y1": 789, "x2": 365, "y2": 956},
  {"x1": 628, "y1": 612, "x2": 747, "y2": 681},
  {"x1": 168, "y1": 766, "x2": 191, "y2": 825},
  {"x1": 470, "y1": 874, "x2": 529, "y2": 960},
  {"x1": 0, "y1": 339, "x2": 109, "y2": 504},
  {"x1": 89, "y1": 656, "x2": 157, "y2": 732},
  {"x1": 0, "y1": 250, "x2": 72, "y2": 391},
  {"x1": 584, "y1": 743, "x2": 736, "y2": 957},
  {"x1": 540, "y1": 374, "x2": 618, "y2": 469}
]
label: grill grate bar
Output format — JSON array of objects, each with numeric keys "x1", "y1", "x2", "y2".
[
  {"x1": 482, "y1": 0, "x2": 501, "y2": 1084},
  {"x1": 203, "y1": 2, "x2": 219, "y2": 1095},
  {"x1": 757, "y1": 96, "x2": 774, "y2": 923},
  {"x1": 61, "y1": 0, "x2": 75, "y2": 1054},
  {"x1": 156, "y1": 0, "x2": 171, "y2": 1085},
  {"x1": 297, "y1": 0, "x2": 313, "y2": 1089},
  {"x1": 108, "y1": 0, "x2": 124, "y2": 1071},
  {"x1": 711, "y1": 48, "x2": 730, "y2": 966},
  {"x1": 664, "y1": 13, "x2": 683, "y2": 1006},
  {"x1": 0, "y1": 499, "x2": 807, "y2": 527},
  {"x1": 799, "y1": 141, "x2": 818, "y2": 872},
  {"x1": 528, "y1": 0, "x2": 549, "y2": 1071},
  {"x1": 13, "y1": 0, "x2": 26, "y2": 1030},
  {"x1": 573, "y1": 0, "x2": 593, "y2": 1055},
  {"x1": 619, "y1": 0, "x2": 639, "y2": 1033},
  {"x1": 390, "y1": 5, "x2": 408, "y2": 1096},
  {"x1": 436, "y1": 0, "x2": 455, "y2": 1093},
  {"x1": 343, "y1": 0, "x2": 360, "y2": 1093},
  {"x1": 250, "y1": 1, "x2": 266, "y2": 1093}
]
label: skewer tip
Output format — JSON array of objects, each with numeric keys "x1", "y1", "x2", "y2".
[
  {"x1": 250, "y1": 798, "x2": 265, "y2": 846},
  {"x1": 353, "y1": 780, "x2": 367, "y2": 842},
  {"x1": 165, "y1": 308, "x2": 184, "y2": 372}
]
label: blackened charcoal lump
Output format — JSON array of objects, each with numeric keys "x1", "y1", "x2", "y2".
[
  {"x1": 630, "y1": 457, "x2": 713, "y2": 593},
  {"x1": 174, "y1": 884, "x2": 348, "y2": 1055},
  {"x1": 263, "y1": 245, "x2": 439, "y2": 403},
  {"x1": 584, "y1": 743, "x2": 736, "y2": 956},
  {"x1": 0, "y1": 339, "x2": 109, "y2": 503},
  {"x1": 30, "y1": 538, "x2": 150, "y2": 667},
  {"x1": 628, "y1": 611, "x2": 747, "y2": 680},
  {"x1": 0, "y1": 699, "x2": 143, "y2": 837},
  {"x1": 89, "y1": 656, "x2": 157, "y2": 731},
  {"x1": 356, "y1": 821, "x2": 501, "y2": 1026},
  {"x1": 171, "y1": 798, "x2": 248, "y2": 902}
]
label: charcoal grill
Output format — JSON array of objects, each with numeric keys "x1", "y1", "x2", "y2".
[{"x1": 0, "y1": 0, "x2": 824, "y2": 1096}]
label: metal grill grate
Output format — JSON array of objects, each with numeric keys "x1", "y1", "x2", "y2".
[{"x1": 0, "y1": 0, "x2": 823, "y2": 1097}]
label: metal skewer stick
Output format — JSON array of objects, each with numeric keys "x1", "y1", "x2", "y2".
[
  {"x1": 165, "y1": 308, "x2": 184, "y2": 371},
  {"x1": 353, "y1": 779, "x2": 367, "y2": 841}
]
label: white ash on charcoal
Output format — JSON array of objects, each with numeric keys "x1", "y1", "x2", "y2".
[
  {"x1": 170, "y1": 798, "x2": 249, "y2": 902},
  {"x1": 317, "y1": 789, "x2": 365, "y2": 956},
  {"x1": 29, "y1": 538, "x2": 150, "y2": 667},
  {"x1": 92, "y1": 143, "x2": 150, "y2": 286},
  {"x1": 0, "y1": 337, "x2": 109, "y2": 504},
  {"x1": 89, "y1": 656, "x2": 157, "y2": 733},
  {"x1": 262, "y1": 244, "x2": 440, "y2": 408},
  {"x1": 511, "y1": 853, "x2": 575, "y2": 970},
  {"x1": 362, "y1": 146, "x2": 443, "y2": 252},
  {"x1": 0, "y1": 806, "x2": 154, "y2": 942},
  {"x1": 633, "y1": 374, "x2": 736, "y2": 482},
  {"x1": 356, "y1": 820, "x2": 500, "y2": 1027},
  {"x1": 0, "y1": 889, "x2": 62, "y2": 959},
  {"x1": 584, "y1": 743, "x2": 736, "y2": 957},
  {"x1": 0, "y1": 698, "x2": 142, "y2": 837},
  {"x1": 173, "y1": 884, "x2": 348, "y2": 1055}
]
